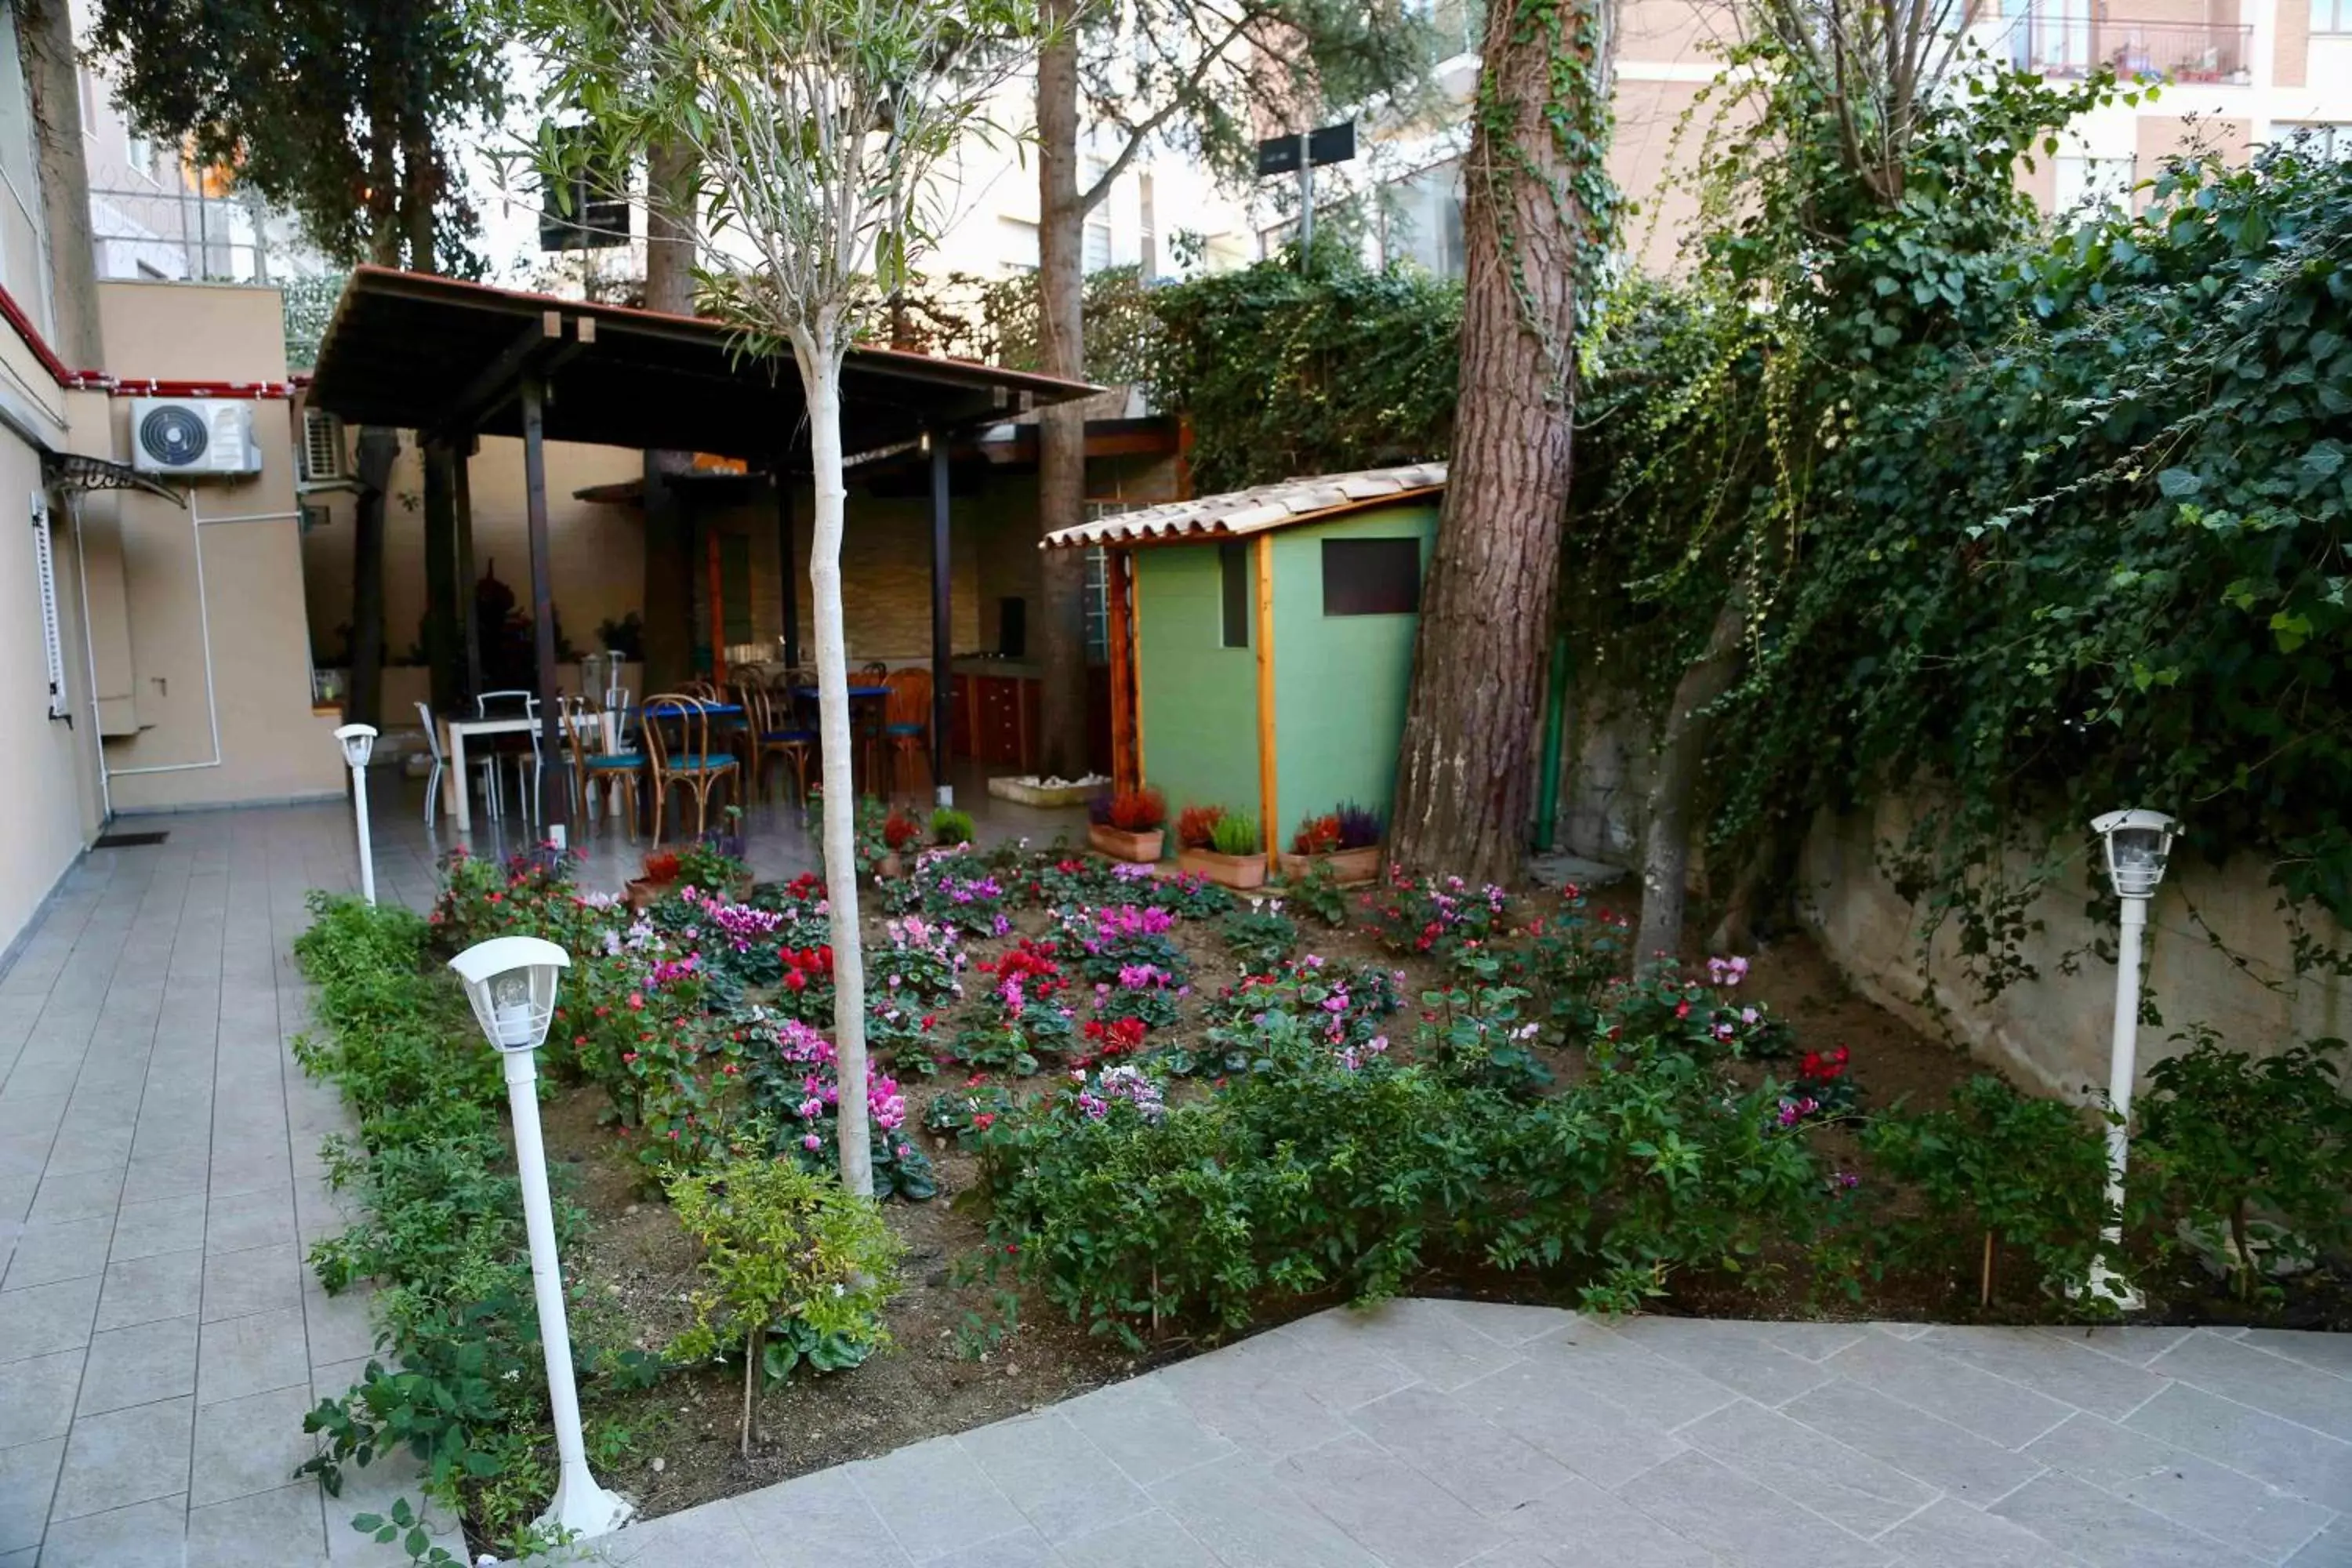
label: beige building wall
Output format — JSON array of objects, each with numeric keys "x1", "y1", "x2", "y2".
[{"x1": 92, "y1": 281, "x2": 343, "y2": 811}]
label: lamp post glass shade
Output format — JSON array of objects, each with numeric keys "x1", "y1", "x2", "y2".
[
  {"x1": 333, "y1": 722, "x2": 378, "y2": 769},
  {"x1": 448, "y1": 936, "x2": 572, "y2": 1051},
  {"x1": 2092, "y1": 808, "x2": 2178, "y2": 899}
]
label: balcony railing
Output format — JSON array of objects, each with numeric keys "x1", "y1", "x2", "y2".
[{"x1": 2006, "y1": 15, "x2": 2253, "y2": 84}]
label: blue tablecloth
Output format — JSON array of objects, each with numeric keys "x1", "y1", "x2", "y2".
[{"x1": 792, "y1": 684, "x2": 891, "y2": 700}]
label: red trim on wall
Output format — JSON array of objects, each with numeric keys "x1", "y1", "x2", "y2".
[
  {"x1": 0, "y1": 278, "x2": 105, "y2": 387},
  {"x1": 0, "y1": 278, "x2": 295, "y2": 398},
  {"x1": 109, "y1": 379, "x2": 296, "y2": 400}
]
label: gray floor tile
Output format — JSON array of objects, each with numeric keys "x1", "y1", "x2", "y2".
[
  {"x1": 206, "y1": 1185, "x2": 298, "y2": 1255},
  {"x1": 2237, "y1": 1330, "x2": 2352, "y2": 1381},
  {"x1": 1610, "y1": 1316, "x2": 1835, "y2": 1407},
  {"x1": 201, "y1": 1238, "x2": 302, "y2": 1322},
  {"x1": 35, "y1": 1491, "x2": 187, "y2": 1567},
  {"x1": 1678, "y1": 1399, "x2": 1936, "y2": 1537},
  {"x1": 0, "y1": 1274, "x2": 100, "y2": 1362},
  {"x1": 1240, "y1": 1312, "x2": 1426, "y2": 1410},
  {"x1": 1055, "y1": 1509, "x2": 1221, "y2": 1568},
  {"x1": 107, "y1": 1192, "x2": 206, "y2": 1261},
  {"x1": 0, "y1": 1437, "x2": 65, "y2": 1553},
  {"x1": 1990, "y1": 1472, "x2": 2267, "y2": 1568},
  {"x1": 931, "y1": 1527, "x2": 1070, "y2": 1568},
  {"x1": 1483, "y1": 1476, "x2": 1717, "y2": 1568},
  {"x1": 94, "y1": 1247, "x2": 205, "y2": 1332},
  {"x1": 40, "y1": 1123, "x2": 132, "y2": 1179},
  {"x1": 1451, "y1": 1353, "x2": 1689, "y2": 1491},
  {"x1": 2125, "y1": 1383, "x2": 2352, "y2": 1508},
  {"x1": 1319, "y1": 1298, "x2": 1523, "y2": 1393},
  {"x1": 960, "y1": 1411, "x2": 1152, "y2": 1545},
  {"x1": 1058, "y1": 1377, "x2": 1237, "y2": 1488},
  {"x1": 191, "y1": 1384, "x2": 318, "y2": 1504},
  {"x1": 587, "y1": 1498, "x2": 759, "y2": 1568},
  {"x1": 1780, "y1": 1378, "x2": 2045, "y2": 1504},
  {"x1": 1343, "y1": 1385, "x2": 1573, "y2": 1516},
  {"x1": 49, "y1": 1396, "x2": 193, "y2": 1522},
  {"x1": 119, "y1": 1151, "x2": 210, "y2": 1206},
  {"x1": 1155, "y1": 1341, "x2": 1354, "y2": 1461},
  {"x1": 2148, "y1": 1333, "x2": 2352, "y2": 1443},
  {"x1": 25, "y1": 1168, "x2": 123, "y2": 1225},
  {"x1": 1922, "y1": 1326, "x2": 2173, "y2": 1421},
  {"x1": 1526, "y1": 1320, "x2": 1742, "y2": 1432},
  {"x1": 0, "y1": 1348, "x2": 82, "y2": 1446},
  {"x1": 1279, "y1": 1432, "x2": 1504, "y2": 1568},
  {"x1": 1877, "y1": 1494, "x2": 2085, "y2": 1568},
  {"x1": 2024, "y1": 1410, "x2": 2336, "y2": 1565},
  {"x1": 849, "y1": 1433, "x2": 1027, "y2": 1562},
  {"x1": 1149, "y1": 1454, "x2": 1383, "y2": 1568},
  {"x1": 2287, "y1": 1522, "x2": 2352, "y2": 1568},
  {"x1": 1613, "y1": 1450, "x2": 1888, "y2": 1568},
  {"x1": 303, "y1": 1276, "x2": 381, "y2": 1367},
  {"x1": 1823, "y1": 1329, "x2": 2077, "y2": 1449},
  {"x1": 198, "y1": 1305, "x2": 311, "y2": 1405},
  {"x1": 730, "y1": 1465, "x2": 913, "y2": 1567},
  {"x1": 76, "y1": 1313, "x2": 198, "y2": 1415},
  {"x1": 5, "y1": 1221, "x2": 111, "y2": 1295},
  {"x1": 1430, "y1": 1299, "x2": 1579, "y2": 1348}
]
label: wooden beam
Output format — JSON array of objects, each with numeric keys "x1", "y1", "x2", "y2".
[
  {"x1": 455, "y1": 440, "x2": 481, "y2": 698},
  {"x1": 519, "y1": 372, "x2": 568, "y2": 836},
  {"x1": 1254, "y1": 532, "x2": 1278, "y2": 874},
  {"x1": 430, "y1": 314, "x2": 561, "y2": 444},
  {"x1": 1106, "y1": 547, "x2": 1137, "y2": 795}
]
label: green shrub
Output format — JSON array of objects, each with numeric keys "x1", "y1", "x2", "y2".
[
  {"x1": 931, "y1": 806, "x2": 976, "y2": 845},
  {"x1": 1208, "y1": 812, "x2": 1258, "y2": 857},
  {"x1": 667, "y1": 1160, "x2": 905, "y2": 1454},
  {"x1": 1860, "y1": 1076, "x2": 2114, "y2": 1308},
  {"x1": 1221, "y1": 904, "x2": 1301, "y2": 972},
  {"x1": 2138, "y1": 1032, "x2": 2352, "y2": 1298}
]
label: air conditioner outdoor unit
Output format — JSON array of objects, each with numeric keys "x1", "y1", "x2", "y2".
[
  {"x1": 300, "y1": 406, "x2": 347, "y2": 483},
  {"x1": 129, "y1": 397, "x2": 261, "y2": 476}
]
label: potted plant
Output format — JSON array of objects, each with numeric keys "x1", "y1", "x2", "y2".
[
  {"x1": 1178, "y1": 806, "x2": 1267, "y2": 890},
  {"x1": 931, "y1": 806, "x2": 976, "y2": 847},
  {"x1": 1281, "y1": 801, "x2": 1384, "y2": 885},
  {"x1": 1088, "y1": 786, "x2": 1167, "y2": 862},
  {"x1": 627, "y1": 849, "x2": 682, "y2": 910},
  {"x1": 878, "y1": 807, "x2": 924, "y2": 877}
]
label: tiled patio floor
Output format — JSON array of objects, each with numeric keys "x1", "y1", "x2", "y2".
[{"x1": 2, "y1": 792, "x2": 2347, "y2": 1566}]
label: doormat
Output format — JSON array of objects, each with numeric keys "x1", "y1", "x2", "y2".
[{"x1": 93, "y1": 830, "x2": 169, "y2": 849}]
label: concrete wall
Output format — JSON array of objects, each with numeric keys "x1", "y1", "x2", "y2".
[
  {"x1": 1269, "y1": 506, "x2": 1435, "y2": 840},
  {"x1": 1134, "y1": 543, "x2": 1261, "y2": 824}
]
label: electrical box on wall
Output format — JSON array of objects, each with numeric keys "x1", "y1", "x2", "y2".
[{"x1": 128, "y1": 397, "x2": 262, "y2": 476}]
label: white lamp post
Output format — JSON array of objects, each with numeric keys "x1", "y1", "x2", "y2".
[
  {"x1": 334, "y1": 724, "x2": 378, "y2": 906},
  {"x1": 2084, "y1": 807, "x2": 2180, "y2": 1310},
  {"x1": 447, "y1": 937, "x2": 633, "y2": 1543}
]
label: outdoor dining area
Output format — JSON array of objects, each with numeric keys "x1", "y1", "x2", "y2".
[
  {"x1": 302, "y1": 267, "x2": 1098, "y2": 853},
  {"x1": 416, "y1": 662, "x2": 936, "y2": 841}
]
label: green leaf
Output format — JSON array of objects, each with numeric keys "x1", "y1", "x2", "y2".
[{"x1": 2156, "y1": 467, "x2": 2203, "y2": 498}]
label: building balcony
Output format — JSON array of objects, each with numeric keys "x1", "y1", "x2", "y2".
[{"x1": 2006, "y1": 16, "x2": 2253, "y2": 85}]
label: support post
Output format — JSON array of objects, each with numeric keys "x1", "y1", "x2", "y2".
[
  {"x1": 519, "y1": 374, "x2": 568, "y2": 838},
  {"x1": 928, "y1": 430, "x2": 953, "y2": 804},
  {"x1": 2087, "y1": 896, "x2": 2149, "y2": 1309},
  {"x1": 422, "y1": 440, "x2": 461, "y2": 713},
  {"x1": 456, "y1": 440, "x2": 482, "y2": 700},
  {"x1": 775, "y1": 474, "x2": 800, "y2": 670},
  {"x1": 1254, "y1": 532, "x2": 1278, "y2": 873},
  {"x1": 1105, "y1": 547, "x2": 1135, "y2": 795},
  {"x1": 707, "y1": 528, "x2": 728, "y2": 684}
]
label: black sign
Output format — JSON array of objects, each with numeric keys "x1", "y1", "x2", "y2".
[
  {"x1": 1254, "y1": 120, "x2": 1357, "y2": 179},
  {"x1": 539, "y1": 124, "x2": 630, "y2": 252}
]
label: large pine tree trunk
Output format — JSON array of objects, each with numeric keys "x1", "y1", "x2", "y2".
[
  {"x1": 1633, "y1": 593, "x2": 1743, "y2": 964},
  {"x1": 1389, "y1": 0, "x2": 1612, "y2": 885},
  {"x1": 641, "y1": 137, "x2": 699, "y2": 691},
  {"x1": 1032, "y1": 5, "x2": 1091, "y2": 779},
  {"x1": 797, "y1": 317, "x2": 873, "y2": 1198}
]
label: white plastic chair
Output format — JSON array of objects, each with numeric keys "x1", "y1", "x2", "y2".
[{"x1": 415, "y1": 701, "x2": 504, "y2": 828}]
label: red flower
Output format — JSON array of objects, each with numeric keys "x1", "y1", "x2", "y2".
[{"x1": 1674, "y1": 1000, "x2": 1691, "y2": 1019}]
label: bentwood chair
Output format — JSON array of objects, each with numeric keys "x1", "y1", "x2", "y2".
[
  {"x1": 749, "y1": 683, "x2": 818, "y2": 808},
  {"x1": 641, "y1": 693, "x2": 739, "y2": 846},
  {"x1": 881, "y1": 666, "x2": 934, "y2": 798},
  {"x1": 565, "y1": 694, "x2": 643, "y2": 841}
]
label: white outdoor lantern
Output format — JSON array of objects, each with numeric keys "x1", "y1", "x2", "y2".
[
  {"x1": 446, "y1": 938, "x2": 633, "y2": 1542},
  {"x1": 334, "y1": 724, "x2": 378, "y2": 906},
  {"x1": 2082, "y1": 807, "x2": 2180, "y2": 1310}
]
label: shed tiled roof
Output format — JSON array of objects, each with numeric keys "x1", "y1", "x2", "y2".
[{"x1": 1040, "y1": 463, "x2": 1446, "y2": 549}]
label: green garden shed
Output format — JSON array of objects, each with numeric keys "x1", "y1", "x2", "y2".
[{"x1": 1044, "y1": 463, "x2": 1445, "y2": 866}]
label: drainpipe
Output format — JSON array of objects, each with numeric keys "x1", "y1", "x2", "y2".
[{"x1": 1533, "y1": 633, "x2": 1569, "y2": 853}]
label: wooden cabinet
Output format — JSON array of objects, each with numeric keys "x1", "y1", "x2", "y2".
[{"x1": 951, "y1": 671, "x2": 1040, "y2": 771}]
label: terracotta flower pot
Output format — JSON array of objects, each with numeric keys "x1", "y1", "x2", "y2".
[
  {"x1": 877, "y1": 851, "x2": 906, "y2": 880},
  {"x1": 1178, "y1": 846, "x2": 1268, "y2": 890},
  {"x1": 1089, "y1": 823, "x2": 1165, "y2": 863},
  {"x1": 624, "y1": 876, "x2": 672, "y2": 912},
  {"x1": 1276, "y1": 843, "x2": 1382, "y2": 887}
]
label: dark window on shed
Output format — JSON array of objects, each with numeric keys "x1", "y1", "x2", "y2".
[
  {"x1": 1322, "y1": 537, "x2": 1421, "y2": 615},
  {"x1": 1219, "y1": 540, "x2": 1250, "y2": 647}
]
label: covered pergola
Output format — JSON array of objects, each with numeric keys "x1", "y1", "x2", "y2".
[{"x1": 303, "y1": 266, "x2": 1099, "y2": 831}]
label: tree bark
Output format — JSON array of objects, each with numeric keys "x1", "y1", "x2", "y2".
[
  {"x1": 1389, "y1": 0, "x2": 1612, "y2": 886},
  {"x1": 399, "y1": 111, "x2": 437, "y2": 271},
  {"x1": 641, "y1": 136, "x2": 699, "y2": 691},
  {"x1": 1633, "y1": 593, "x2": 1744, "y2": 964},
  {"x1": 796, "y1": 315, "x2": 874, "y2": 1198},
  {"x1": 13, "y1": 0, "x2": 101, "y2": 367},
  {"x1": 1033, "y1": 2, "x2": 1091, "y2": 779},
  {"x1": 347, "y1": 428, "x2": 401, "y2": 728}
]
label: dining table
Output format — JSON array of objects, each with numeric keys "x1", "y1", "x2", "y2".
[
  {"x1": 438, "y1": 709, "x2": 604, "y2": 833},
  {"x1": 792, "y1": 684, "x2": 892, "y2": 789}
]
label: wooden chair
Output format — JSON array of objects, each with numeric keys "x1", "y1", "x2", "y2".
[
  {"x1": 749, "y1": 682, "x2": 818, "y2": 808},
  {"x1": 641, "y1": 693, "x2": 739, "y2": 845},
  {"x1": 565, "y1": 693, "x2": 643, "y2": 840},
  {"x1": 881, "y1": 666, "x2": 934, "y2": 798}
]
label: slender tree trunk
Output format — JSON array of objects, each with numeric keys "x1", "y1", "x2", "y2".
[
  {"x1": 1633, "y1": 593, "x2": 1744, "y2": 963},
  {"x1": 347, "y1": 428, "x2": 400, "y2": 728},
  {"x1": 797, "y1": 318, "x2": 874, "y2": 1198},
  {"x1": 1033, "y1": 3, "x2": 1091, "y2": 779},
  {"x1": 399, "y1": 115, "x2": 437, "y2": 271},
  {"x1": 641, "y1": 137, "x2": 698, "y2": 691},
  {"x1": 1390, "y1": 0, "x2": 1613, "y2": 885},
  {"x1": 13, "y1": 0, "x2": 100, "y2": 368}
]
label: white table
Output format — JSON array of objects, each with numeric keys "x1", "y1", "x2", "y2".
[{"x1": 440, "y1": 713, "x2": 608, "y2": 833}]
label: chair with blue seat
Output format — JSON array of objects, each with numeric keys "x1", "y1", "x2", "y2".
[
  {"x1": 641, "y1": 692, "x2": 739, "y2": 847},
  {"x1": 564, "y1": 692, "x2": 643, "y2": 840},
  {"x1": 746, "y1": 681, "x2": 818, "y2": 808},
  {"x1": 881, "y1": 666, "x2": 934, "y2": 800}
]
